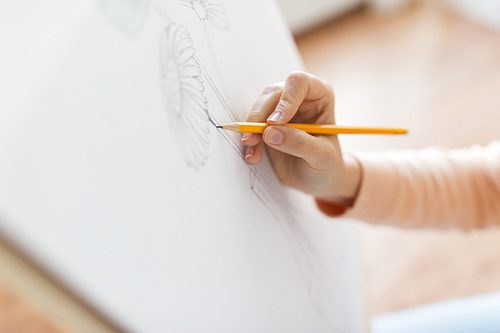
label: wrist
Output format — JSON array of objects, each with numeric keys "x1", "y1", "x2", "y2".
[
  {"x1": 341, "y1": 153, "x2": 362, "y2": 204},
  {"x1": 315, "y1": 153, "x2": 362, "y2": 206}
]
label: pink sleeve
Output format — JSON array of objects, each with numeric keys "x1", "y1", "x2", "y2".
[{"x1": 339, "y1": 141, "x2": 500, "y2": 230}]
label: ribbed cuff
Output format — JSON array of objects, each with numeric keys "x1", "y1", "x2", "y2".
[{"x1": 315, "y1": 198, "x2": 348, "y2": 217}]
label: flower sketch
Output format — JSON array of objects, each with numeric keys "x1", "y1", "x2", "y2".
[
  {"x1": 102, "y1": 2, "x2": 342, "y2": 325},
  {"x1": 159, "y1": 24, "x2": 210, "y2": 170},
  {"x1": 101, "y1": 0, "x2": 150, "y2": 36},
  {"x1": 181, "y1": 0, "x2": 229, "y2": 30},
  {"x1": 182, "y1": 0, "x2": 236, "y2": 122}
]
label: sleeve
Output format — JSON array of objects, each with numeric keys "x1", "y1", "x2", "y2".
[{"x1": 317, "y1": 141, "x2": 500, "y2": 230}]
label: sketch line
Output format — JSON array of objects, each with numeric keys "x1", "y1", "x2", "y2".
[
  {"x1": 159, "y1": 23, "x2": 211, "y2": 170},
  {"x1": 200, "y1": 20, "x2": 237, "y2": 121},
  {"x1": 198, "y1": 58, "x2": 235, "y2": 122},
  {"x1": 107, "y1": 2, "x2": 343, "y2": 329}
]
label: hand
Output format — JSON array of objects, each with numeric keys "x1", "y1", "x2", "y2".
[{"x1": 242, "y1": 71, "x2": 361, "y2": 205}]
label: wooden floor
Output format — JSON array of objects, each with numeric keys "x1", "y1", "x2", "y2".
[
  {"x1": 0, "y1": 288, "x2": 65, "y2": 333},
  {"x1": 2, "y1": 1, "x2": 500, "y2": 331},
  {"x1": 296, "y1": 0, "x2": 500, "y2": 317}
]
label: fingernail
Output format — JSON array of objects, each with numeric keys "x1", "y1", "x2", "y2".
[
  {"x1": 245, "y1": 146, "x2": 255, "y2": 158},
  {"x1": 266, "y1": 128, "x2": 284, "y2": 145},
  {"x1": 241, "y1": 133, "x2": 252, "y2": 142},
  {"x1": 267, "y1": 111, "x2": 281, "y2": 122}
]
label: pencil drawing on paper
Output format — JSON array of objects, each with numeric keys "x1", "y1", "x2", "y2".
[
  {"x1": 100, "y1": 0, "x2": 151, "y2": 36},
  {"x1": 102, "y1": 2, "x2": 344, "y2": 330},
  {"x1": 181, "y1": 0, "x2": 229, "y2": 30},
  {"x1": 159, "y1": 24, "x2": 210, "y2": 170},
  {"x1": 182, "y1": 0, "x2": 238, "y2": 123}
]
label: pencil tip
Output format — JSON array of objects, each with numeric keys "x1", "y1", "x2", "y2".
[{"x1": 216, "y1": 125, "x2": 222, "y2": 129}]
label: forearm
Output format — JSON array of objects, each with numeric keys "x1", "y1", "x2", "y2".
[{"x1": 318, "y1": 141, "x2": 500, "y2": 230}]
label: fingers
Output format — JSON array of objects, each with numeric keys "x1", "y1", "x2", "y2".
[
  {"x1": 243, "y1": 140, "x2": 264, "y2": 165},
  {"x1": 262, "y1": 126, "x2": 336, "y2": 171},
  {"x1": 242, "y1": 83, "x2": 284, "y2": 164},
  {"x1": 247, "y1": 83, "x2": 284, "y2": 123},
  {"x1": 242, "y1": 71, "x2": 335, "y2": 166},
  {"x1": 241, "y1": 132, "x2": 260, "y2": 147},
  {"x1": 267, "y1": 71, "x2": 334, "y2": 125}
]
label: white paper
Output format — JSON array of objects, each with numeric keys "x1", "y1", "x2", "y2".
[{"x1": 0, "y1": 1, "x2": 366, "y2": 332}]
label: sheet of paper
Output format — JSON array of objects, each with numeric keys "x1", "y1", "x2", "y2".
[{"x1": 0, "y1": 1, "x2": 366, "y2": 332}]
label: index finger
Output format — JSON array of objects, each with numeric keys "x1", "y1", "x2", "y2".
[
  {"x1": 267, "y1": 71, "x2": 332, "y2": 125},
  {"x1": 247, "y1": 83, "x2": 284, "y2": 123},
  {"x1": 241, "y1": 83, "x2": 284, "y2": 165},
  {"x1": 241, "y1": 83, "x2": 284, "y2": 147}
]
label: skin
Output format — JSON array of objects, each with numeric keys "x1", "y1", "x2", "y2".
[{"x1": 241, "y1": 71, "x2": 361, "y2": 206}]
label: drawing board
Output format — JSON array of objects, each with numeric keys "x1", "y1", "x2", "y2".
[{"x1": 0, "y1": 1, "x2": 366, "y2": 332}]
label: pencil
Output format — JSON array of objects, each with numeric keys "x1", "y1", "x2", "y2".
[{"x1": 216, "y1": 122, "x2": 408, "y2": 135}]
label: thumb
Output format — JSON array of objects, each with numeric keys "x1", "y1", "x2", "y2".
[{"x1": 263, "y1": 126, "x2": 337, "y2": 170}]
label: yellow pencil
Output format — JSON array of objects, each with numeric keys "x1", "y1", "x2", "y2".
[{"x1": 217, "y1": 122, "x2": 408, "y2": 135}]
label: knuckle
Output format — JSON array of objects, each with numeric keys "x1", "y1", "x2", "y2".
[
  {"x1": 248, "y1": 108, "x2": 263, "y2": 119},
  {"x1": 287, "y1": 70, "x2": 308, "y2": 83},
  {"x1": 325, "y1": 82, "x2": 335, "y2": 103},
  {"x1": 277, "y1": 95, "x2": 294, "y2": 110},
  {"x1": 324, "y1": 81, "x2": 334, "y2": 95},
  {"x1": 262, "y1": 84, "x2": 282, "y2": 96}
]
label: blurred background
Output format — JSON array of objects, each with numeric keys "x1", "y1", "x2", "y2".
[{"x1": 1, "y1": 0, "x2": 500, "y2": 331}]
